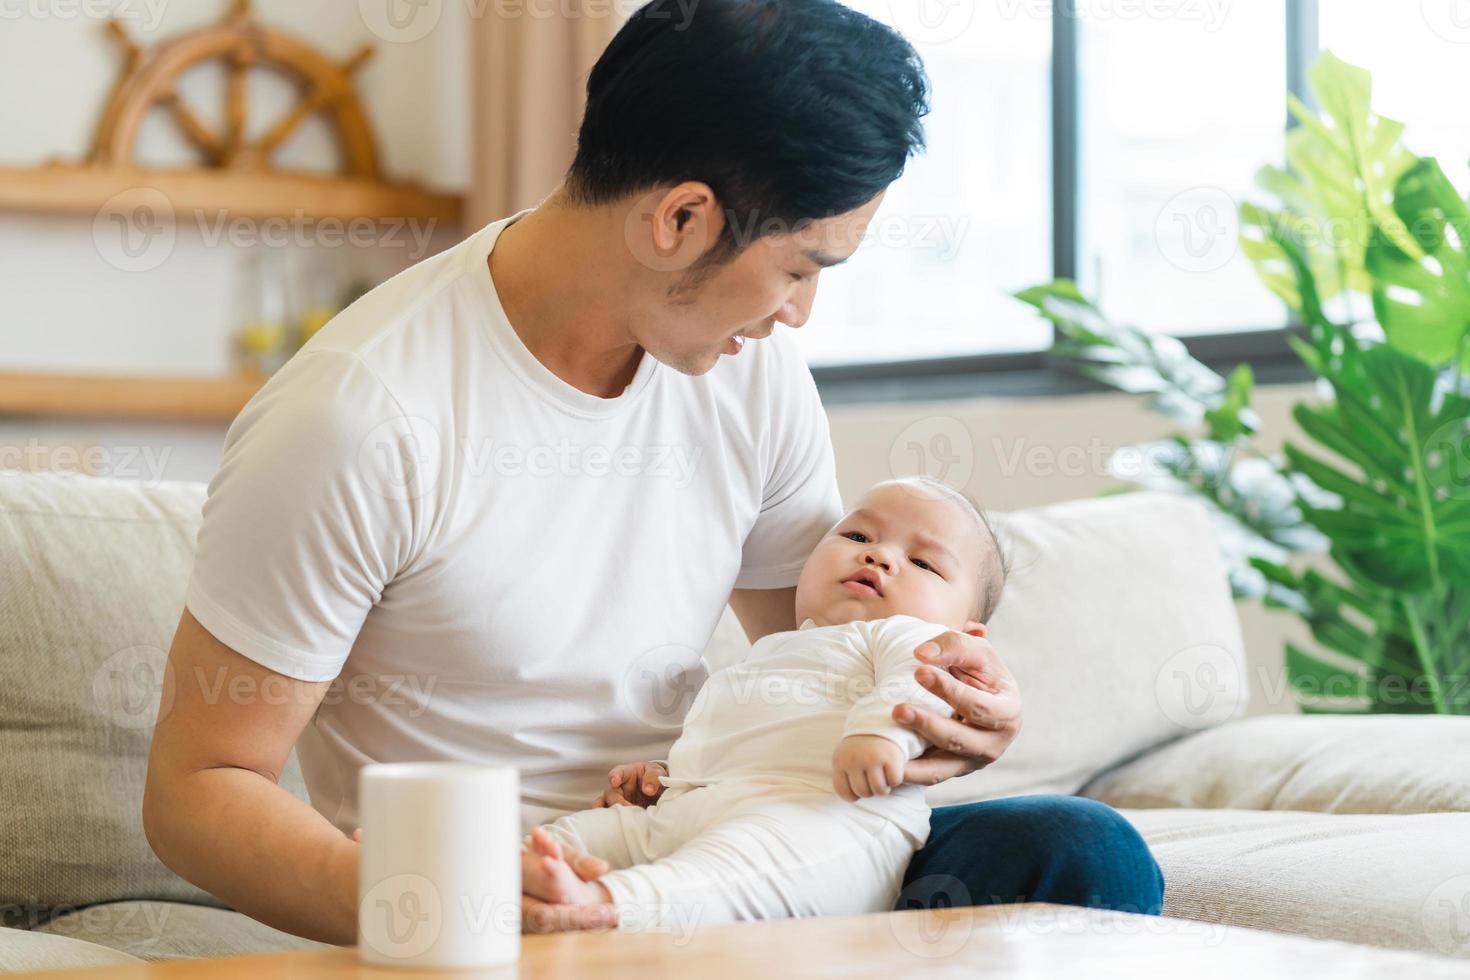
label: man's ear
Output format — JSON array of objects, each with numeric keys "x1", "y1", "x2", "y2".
[{"x1": 624, "y1": 182, "x2": 723, "y2": 274}]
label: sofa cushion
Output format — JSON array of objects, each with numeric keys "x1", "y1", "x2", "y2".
[
  {"x1": 1126, "y1": 807, "x2": 1470, "y2": 958},
  {"x1": 710, "y1": 492, "x2": 1247, "y2": 806},
  {"x1": 0, "y1": 925, "x2": 144, "y2": 972},
  {"x1": 1088, "y1": 715, "x2": 1470, "y2": 815},
  {"x1": 33, "y1": 900, "x2": 330, "y2": 962},
  {"x1": 0, "y1": 471, "x2": 310, "y2": 926}
]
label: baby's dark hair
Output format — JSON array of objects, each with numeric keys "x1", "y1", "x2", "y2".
[{"x1": 903, "y1": 476, "x2": 1010, "y2": 623}]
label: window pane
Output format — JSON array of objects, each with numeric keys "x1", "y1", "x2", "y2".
[
  {"x1": 794, "y1": 3, "x2": 1053, "y2": 367},
  {"x1": 1077, "y1": 3, "x2": 1288, "y2": 336},
  {"x1": 1319, "y1": 4, "x2": 1470, "y2": 196}
]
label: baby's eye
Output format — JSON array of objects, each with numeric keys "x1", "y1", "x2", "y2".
[
  {"x1": 911, "y1": 557, "x2": 938, "y2": 574},
  {"x1": 842, "y1": 531, "x2": 869, "y2": 543}
]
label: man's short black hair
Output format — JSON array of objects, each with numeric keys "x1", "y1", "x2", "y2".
[{"x1": 567, "y1": 0, "x2": 930, "y2": 254}]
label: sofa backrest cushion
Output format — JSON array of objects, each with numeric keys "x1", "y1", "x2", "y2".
[
  {"x1": 0, "y1": 471, "x2": 310, "y2": 926},
  {"x1": 703, "y1": 491, "x2": 1249, "y2": 806}
]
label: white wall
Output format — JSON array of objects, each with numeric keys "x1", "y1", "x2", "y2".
[{"x1": 0, "y1": 0, "x2": 472, "y2": 377}]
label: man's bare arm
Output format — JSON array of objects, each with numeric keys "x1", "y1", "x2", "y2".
[
  {"x1": 142, "y1": 610, "x2": 358, "y2": 945},
  {"x1": 728, "y1": 586, "x2": 799, "y2": 644}
]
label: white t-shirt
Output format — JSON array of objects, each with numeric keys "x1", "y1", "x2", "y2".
[
  {"x1": 184, "y1": 212, "x2": 843, "y2": 832},
  {"x1": 663, "y1": 614, "x2": 954, "y2": 844}
]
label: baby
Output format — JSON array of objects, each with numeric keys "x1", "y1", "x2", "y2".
[{"x1": 522, "y1": 476, "x2": 1007, "y2": 930}]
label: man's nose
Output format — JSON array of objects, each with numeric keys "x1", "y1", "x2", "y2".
[{"x1": 777, "y1": 277, "x2": 817, "y2": 329}]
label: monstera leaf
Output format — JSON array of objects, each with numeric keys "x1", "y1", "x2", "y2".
[
  {"x1": 1014, "y1": 280, "x2": 1258, "y2": 437},
  {"x1": 1241, "y1": 52, "x2": 1420, "y2": 310},
  {"x1": 1367, "y1": 157, "x2": 1470, "y2": 369}
]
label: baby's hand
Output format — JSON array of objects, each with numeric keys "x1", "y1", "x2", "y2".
[
  {"x1": 594, "y1": 761, "x2": 667, "y2": 808},
  {"x1": 832, "y1": 734, "x2": 906, "y2": 801}
]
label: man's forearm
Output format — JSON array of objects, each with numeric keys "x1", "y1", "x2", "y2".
[{"x1": 144, "y1": 765, "x2": 358, "y2": 945}]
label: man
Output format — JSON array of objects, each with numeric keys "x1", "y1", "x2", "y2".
[{"x1": 143, "y1": 0, "x2": 1162, "y2": 943}]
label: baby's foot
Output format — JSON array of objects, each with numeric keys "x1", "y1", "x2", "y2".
[{"x1": 522, "y1": 828, "x2": 612, "y2": 907}]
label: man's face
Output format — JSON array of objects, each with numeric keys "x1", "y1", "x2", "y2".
[
  {"x1": 794, "y1": 481, "x2": 989, "y2": 631},
  {"x1": 627, "y1": 191, "x2": 885, "y2": 375}
]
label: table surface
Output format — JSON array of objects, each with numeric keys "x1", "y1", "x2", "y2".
[{"x1": 19, "y1": 905, "x2": 1466, "y2": 979}]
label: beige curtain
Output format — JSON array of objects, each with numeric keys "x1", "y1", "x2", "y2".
[{"x1": 467, "y1": 4, "x2": 627, "y2": 226}]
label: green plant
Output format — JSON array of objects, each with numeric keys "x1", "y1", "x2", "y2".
[{"x1": 1016, "y1": 52, "x2": 1470, "y2": 714}]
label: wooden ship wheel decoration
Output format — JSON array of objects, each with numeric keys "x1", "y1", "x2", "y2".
[
  {"x1": 92, "y1": 0, "x2": 382, "y2": 179},
  {"x1": 0, "y1": 0, "x2": 460, "y2": 222}
]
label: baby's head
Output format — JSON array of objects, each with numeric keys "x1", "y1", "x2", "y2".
[{"x1": 794, "y1": 477, "x2": 1008, "y2": 632}]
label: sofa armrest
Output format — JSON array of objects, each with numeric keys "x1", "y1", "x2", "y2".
[{"x1": 1081, "y1": 714, "x2": 1470, "y2": 815}]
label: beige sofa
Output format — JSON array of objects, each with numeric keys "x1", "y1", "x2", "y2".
[{"x1": 2, "y1": 470, "x2": 1467, "y2": 971}]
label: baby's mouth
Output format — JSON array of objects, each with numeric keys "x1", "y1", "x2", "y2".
[{"x1": 841, "y1": 569, "x2": 884, "y2": 597}]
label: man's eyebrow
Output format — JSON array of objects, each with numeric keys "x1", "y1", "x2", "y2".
[{"x1": 802, "y1": 248, "x2": 848, "y2": 269}]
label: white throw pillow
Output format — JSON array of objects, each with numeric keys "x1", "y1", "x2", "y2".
[{"x1": 704, "y1": 492, "x2": 1247, "y2": 807}]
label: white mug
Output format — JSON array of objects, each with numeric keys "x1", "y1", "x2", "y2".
[{"x1": 357, "y1": 762, "x2": 521, "y2": 968}]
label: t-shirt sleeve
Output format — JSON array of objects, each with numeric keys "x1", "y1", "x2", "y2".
[
  {"x1": 184, "y1": 349, "x2": 436, "y2": 682},
  {"x1": 844, "y1": 616, "x2": 955, "y2": 758},
  {"x1": 733, "y1": 332, "x2": 843, "y2": 590}
]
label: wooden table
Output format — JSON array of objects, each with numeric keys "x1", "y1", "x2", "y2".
[{"x1": 18, "y1": 905, "x2": 1465, "y2": 978}]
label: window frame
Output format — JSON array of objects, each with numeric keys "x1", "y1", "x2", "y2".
[{"x1": 811, "y1": 0, "x2": 1321, "y2": 403}]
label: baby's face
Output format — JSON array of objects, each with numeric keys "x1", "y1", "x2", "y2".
[{"x1": 794, "y1": 481, "x2": 989, "y2": 632}]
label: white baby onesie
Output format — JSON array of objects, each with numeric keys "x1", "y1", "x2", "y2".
[{"x1": 543, "y1": 614, "x2": 954, "y2": 930}]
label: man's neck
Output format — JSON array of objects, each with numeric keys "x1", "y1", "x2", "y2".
[{"x1": 487, "y1": 190, "x2": 645, "y2": 399}]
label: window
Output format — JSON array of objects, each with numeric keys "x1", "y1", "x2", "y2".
[
  {"x1": 791, "y1": 2, "x2": 1053, "y2": 366},
  {"x1": 1076, "y1": 3, "x2": 1288, "y2": 336},
  {"x1": 807, "y1": 1, "x2": 1447, "y2": 384},
  {"x1": 1319, "y1": 4, "x2": 1470, "y2": 196}
]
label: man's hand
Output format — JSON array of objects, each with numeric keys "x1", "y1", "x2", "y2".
[
  {"x1": 832, "y1": 734, "x2": 906, "y2": 802},
  {"x1": 593, "y1": 761, "x2": 667, "y2": 808},
  {"x1": 897, "y1": 623, "x2": 1023, "y2": 787}
]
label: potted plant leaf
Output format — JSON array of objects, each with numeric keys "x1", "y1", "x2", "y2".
[{"x1": 1015, "y1": 52, "x2": 1470, "y2": 714}]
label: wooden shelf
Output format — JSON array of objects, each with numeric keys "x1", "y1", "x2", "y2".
[
  {"x1": 0, "y1": 164, "x2": 463, "y2": 224},
  {"x1": 0, "y1": 371, "x2": 265, "y2": 424}
]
